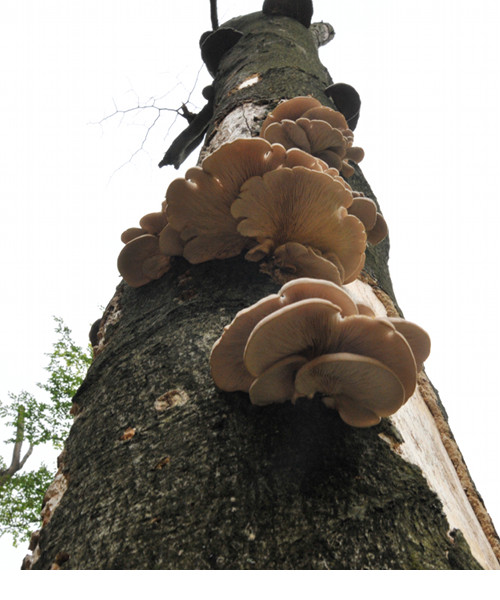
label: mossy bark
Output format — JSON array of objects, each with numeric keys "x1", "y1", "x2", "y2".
[{"x1": 31, "y1": 9, "x2": 483, "y2": 570}]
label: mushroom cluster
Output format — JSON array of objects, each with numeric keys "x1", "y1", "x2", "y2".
[
  {"x1": 259, "y1": 96, "x2": 365, "y2": 177},
  {"x1": 118, "y1": 96, "x2": 387, "y2": 288},
  {"x1": 118, "y1": 211, "x2": 173, "y2": 288},
  {"x1": 210, "y1": 278, "x2": 430, "y2": 427}
]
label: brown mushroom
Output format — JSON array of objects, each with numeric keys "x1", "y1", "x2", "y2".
[
  {"x1": 139, "y1": 212, "x2": 168, "y2": 235},
  {"x1": 260, "y1": 97, "x2": 364, "y2": 177},
  {"x1": 117, "y1": 234, "x2": 170, "y2": 288},
  {"x1": 165, "y1": 138, "x2": 332, "y2": 264},
  {"x1": 121, "y1": 227, "x2": 147, "y2": 244},
  {"x1": 243, "y1": 299, "x2": 418, "y2": 398},
  {"x1": 231, "y1": 166, "x2": 367, "y2": 282},
  {"x1": 347, "y1": 193, "x2": 388, "y2": 245},
  {"x1": 210, "y1": 277, "x2": 358, "y2": 392},
  {"x1": 244, "y1": 299, "x2": 343, "y2": 377},
  {"x1": 386, "y1": 318, "x2": 431, "y2": 372},
  {"x1": 273, "y1": 242, "x2": 344, "y2": 285},
  {"x1": 261, "y1": 97, "x2": 321, "y2": 135},
  {"x1": 294, "y1": 353, "x2": 405, "y2": 427},
  {"x1": 249, "y1": 355, "x2": 308, "y2": 405}
]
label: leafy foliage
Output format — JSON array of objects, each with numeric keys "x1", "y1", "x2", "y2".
[
  {"x1": 0, "y1": 317, "x2": 92, "y2": 546},
  {"x1": 0, "y1": 464, "x2": 53, "y2": 545}
]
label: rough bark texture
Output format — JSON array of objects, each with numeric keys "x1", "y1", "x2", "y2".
[{"x1": 29, "y1": 8, "x2": 497, "y2": 570}]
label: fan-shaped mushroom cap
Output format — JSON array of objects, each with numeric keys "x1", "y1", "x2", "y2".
[
  {"x1": 337, "y1": 316, "x2": 417, "y2": 399},
  {"x1": 366, "y1": 213, "x2": 388, "y2": 245},
  {"x1": 117, "y1": 234, "x2": 170, "y2": 288},
  {"x1": 231, "y1": 167, "x2": 367, "y2": 282},
  {"x1": 348, "y1": 196, "x2": 378, "y2": 232},
  {"x1": 387, "y1": 318, "x2": 431, "y2": 371},
  {"x1": 279, "y1": 277, "x2": 358, "y2": 315},
  {"x1": 139, "y1": 211, "x2": 168, "y2": 235},
  {"x1": 261, "y1": 96, "x2": 321, "y2": 135},
  {"x1": 295, "y1": 353, "x2": 405, "y2": 427},
  {"x1": 347, "y1": 194, "x2": 388, "y2": 245},
  {"x1": 249, "y1": 355, "x2": 308, "y2": 406},
  {"x1": 301, "y1": 106, "x2": 349, "y2": 130},
  {"x1": 165, "y1": 138, "x2": 325, "y2": 264},
  {"x1": 273, "y1": 242, "x2": 343, "y2": 285},
  {"x1": 244, "y1": 299, "x2": 343, "y2": 377},
  {"x1": 260, "y1": 97, "x2": 364, "y2": 177},
  {"x1": 210, "y1": 294, "x2": 284, "y2": 392},
  {"x1": 243, "y1": 298, "x2": 417, "y2": 397},
  {"x1": 158, "y1": 224, "x2": 184, "y2": 257},
  {"x1": 281, "y1": 148, "x2": 328, "y2": 171},
  {"x1": 210, "y1": 278, "x2": 357, "y2": 392},
  {"x1": 121, "y1": 227, "x2": 147, "y2": 244}
]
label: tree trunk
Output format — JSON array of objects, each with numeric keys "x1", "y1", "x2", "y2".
[{"x1": 26, "y1": 5, "x2": 499, "y2": 570}]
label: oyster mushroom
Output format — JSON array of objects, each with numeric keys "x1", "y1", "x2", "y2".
[
  {"x1": 294, "y1": 353, "x2": 405, "y2": 427},
  {"x1": 164, "y1": 138, "x2": 330, "y2": 264},
  {"x1": 260, "y1": 96, "x2": 364, "y2": 177},
  {"x1": 210, "y1": 278, "x2": 358, "y2": 392},
  {"x1": 117, "y1": 234, "x2": 171, "y2": 288},
  {"x1": 348, "y1": 192, "x2": 388, "y2": 245},
  {"x1": 230, "y1": 166, "x2": 367, "y2": 282}
]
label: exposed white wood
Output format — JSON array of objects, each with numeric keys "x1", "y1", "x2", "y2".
[{"x1": 345, "y1": 280, "x2": 500, "y2": 570}]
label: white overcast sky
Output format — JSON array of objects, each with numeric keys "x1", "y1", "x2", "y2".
[{"x1": 1, "y1": 0, "x2": 499, "y2": 570}]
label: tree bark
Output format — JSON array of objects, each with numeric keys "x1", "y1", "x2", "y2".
[{"x1": 27, "y1": 6, "x2": 499, "y2": 570}]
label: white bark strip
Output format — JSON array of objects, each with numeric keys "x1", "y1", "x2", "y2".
[{"x1": 346, "y1": 280, "x2": 500, "y2": 570}]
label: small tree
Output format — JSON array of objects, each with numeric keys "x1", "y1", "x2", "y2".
[{"x1": 0, "y1": 318, "x2": 91, "y2": 545}]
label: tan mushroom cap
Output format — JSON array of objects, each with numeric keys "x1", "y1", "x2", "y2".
[
  {"x1": 387, "y1": 318, "x2": 431, "y2": 371},
  {"x1": 158, "y1": 224, "x2": 184, "y2": 256},
  {"x1": 348, "y1": 196, "x2": 378, "y2": 232},
  {"x1": 249, "y1": 355, "x2": 308, "y2": 406},
  {"x1": 117, "y1": 234, "x2": 170, "y2": 288},
  {"x1": 121, "y1": 227, "x2": 147, "y2": 244},
  {"x1": 296, "y1": 118, "x2": 346, "y2": 153},
  {"x1": 210, "y1": 294, "x2": 284, "y2": 392},
  {"x1": 139, "y1": 212, "x2": 168, "y2": 235},
  {"x1": 273, "y1": 242, "x2": 343, "y2": 286},
  {"x1": 282, "y1": 148, "x2": 329, "y2": 171},
  {"x1": 231, "y1": 167, "x2": 366, "y2": 281},
  {"x1": 294, "y1": 353, "x2": 406, "y2": 427},
  {"x1": 244, "y1": 299, "x2": 343, "y2": 377},
  {"x1": 301, "y1": 106, "x2": 350, "y2": 130},
  {"x1": 260, "y1": 96, "x2": 322, "y2": 135},
  {"x1": 347, "y1": 195, "x2": 388, "y2": 245},
  {"x1": 260, "y1": 97, "x2": 364, "y2": 177},
  {"x1": 165, "y1": 138, "x2": 332, "y2": 264},
  {"x1": 210, "y1": 278, "x2": 358, "y2": 392},
  {"x1": 278, "y1": 277, "x2": 358, "y2": 315},
  {"x1": 337, "y1": 315, "x2": 417, "y2": 399},
  {"x1": 367, "y1": 213, "x2": 389, "y2": 245},
  {"x1": 244, "y1": 299, "x2": 418, "y2": 398}
]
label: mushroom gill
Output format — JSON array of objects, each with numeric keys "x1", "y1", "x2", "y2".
[
  {"x1": 210, "y1": 278, "x2": 358, "y2": 393},
  {"x1": 210, "y1": 278, "x2": 430, "y2": 428},
  {"x1": 231, "y1": 166, "x2": 367, "y2": 283},
  {"x1": 164, "y1": 138, "x2": 329, "y2": 264},
  {"x1": 260, "y1": 96, "x2": 364, "y2": 177}
]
